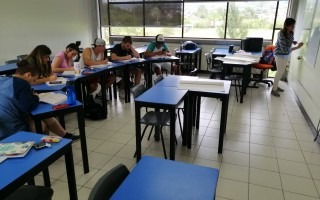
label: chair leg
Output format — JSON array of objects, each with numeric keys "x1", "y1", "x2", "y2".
[
  {"x1": 177, "y1": 110, "x2": 183, "y2": 137},
  {"x1": 134, "y1": 125, "x2": 150, "y2": 158},
  {"x1": 147, "y1": 126, "x2": 155, "y2": 140},
  {"x1": 160, "y1": 126, "x2": 167, "y2": 159}
]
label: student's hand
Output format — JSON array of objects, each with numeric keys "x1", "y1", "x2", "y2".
[
  {"x1": 100, "y1": 59, "x2": 108, "y2": 64},
  {"x1": 298, "y1": 42, "x2": 304, "y2": 48},
  {"x1": 125, "y1": 55, "x2": 132, "y2": 60},
  {"x1": 48, "y1": 74, "x2": 57, "y2": 81},
  {"x1": 33, "y1": 92, "x2": 39, "y2": 97},
  {"x1": 166, "y1": 52, "x2": 172, "y2": 56}
]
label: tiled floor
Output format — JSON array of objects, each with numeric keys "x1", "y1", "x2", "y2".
[{"x1": 39, "y1": 78, "x2": 320, "y2": 200}]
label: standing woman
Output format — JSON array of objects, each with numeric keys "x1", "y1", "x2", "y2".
[
  {"x1": 51, "y1": 43, "x2": 79, "y2": 73},
  {"x1": 25, "y1": 45, "x2": 57, "y2": 85},
  {"x1": 271, "y1": 18, "x2": 304, "y2": 97}
]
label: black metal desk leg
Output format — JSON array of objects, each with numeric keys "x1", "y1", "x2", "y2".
[
  {"x1": 123, "y1": 67, "x2": 130, "y2": 103},
  {"x1": 218, "y1": 96, "x2": 228, "y2": 153},
  {"x1": 169, "y1": 108, "x2": 176, "y2": 160},
  {"x1": 187, "y1": 95, "x2": 193, "y2": 149},
  {"x1": 198, "y1": 49, "x2": 202, "y2": 70},
  {"x1": 100, "y1": 73, "x2": 108, "y2": 117},
  {"x1": 240, "y1": 65, "x2": 250, "y2": 103},
  {"x1": 182, "y1": 94, "x2": 189, "y2": 146},
  {"x1": 77, "y1": 110, "x2": 89, "y2": 173},
  {"x1": 135, "y1": 105, "x2": 142, "y2": 162},
  {"x1": 154, "y1": 108, "x2": 160, "y2": 141},
  {"x1": 196, "y1": 96, "x2": 201, "y2": 129},
  {"x1": 64, "y1": 148, "x2": 78, "y2": 200},
  {"x1": 147, "y1": 62, "x2": 152, "y2": 89}
]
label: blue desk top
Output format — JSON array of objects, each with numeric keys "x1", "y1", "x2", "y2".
[
  {"x1": 32, "y1": 83, "x2": 66, "y2": 92},
  {"x1": 0, "y1": 131, "x2": 71, "y2": 190},
  {"x1": 213, "y1": 48, "x2": 262, "y2": 57},
  {"x1": 175, "y1": 47, "x2": 201, "y2": 54},
  {"x1": 135, "y1": 86, "x2": 187, "y2": 106},
  {"x1": 111, "y1": 156, "x2": 219, "y2": 200},
  {"x1": 0, "y1": 63, "x2": 17, "y2": 74}
]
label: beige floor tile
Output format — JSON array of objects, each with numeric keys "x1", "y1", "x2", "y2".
[
  {"x1": 271, "y1": 122, "x2": 293, "y2": 131},
  {"x1": 107, "y1": 132, "x2": 134, "y2": 144},
  {"x1": 193, "y1": 158, "x2": 221, "y2": 169},
  {"x1": 216, "y1": 178, "x2": 249, "y2": 200},
  {"x1": 73, "y1": 137, "x2": 104, "y2": 152},
  {"x1": 273, "y1": 138, "x2": 300, "y2": 150},
  {"x1": 99, "y1": 121, "x2": 124, "y2": 131},
  {"x1": 78, "y1": 187, "x2": 92, "y2": 200},
  {"x1": 249, "y1": 168, "x2": 282, "y2": 190},
  {"x1": 201, "y1": 136, "x2": 220, "y2": 148},
  {"x1": 299, "y1": 141, "x2": 320, "y2": 153},
  {"x1": 281, "y1": 174, "x2": 319, "y2": 197},
  {"x1": 275, "y1": 147, "x2": 305, "y2": 163},
  {"x1": 219, "y1": 163, "x2": 249, "y2": 182},
  {"x1": 51, "y1": 180, "x2": 73, "y2": 200},
  {"x1": 222, "y1": 150, "x2": 249, "y2": 166},
  {"x1": 304, "y1": 152, "x2": 320, "y2": 165},
  {"x1": 101, "y1": 156, "x2": 136, "y2": 172},
  {"x1": 313, "y1": 180, "x2": 320, "y2": 197},
  {"x1": 308, "y1": 164, "x2": 320, "y2": 180},
  {"x1": 284, "y1": 192, "x2": 319, "y2": 200},
  {"x1": 250, "y1": 143, "x2": 277, "y2": 158},
  {"x1": 250, "y1": 154, "x2": 279, "y2": 172},
  {"x1": 196, "y1": 146, "x2": 222, "y2": 161},
  {"x1": 249, "y1": 184, "x2": 284, "y2": 200},
  {"x1": 224, "y1": 140, "x2": 249, "y2": 153},
  {"x1": 278, "y1": 159, "x2": 311, "y2": 178},
  {"x1": 84, "y1": 169, "x2": 108, "y2": 189},
  {"x1": 295, "y1": 131, "x2": 315, "y2": 142},
  {"x1": 250, "y1": 134, "x2": 275, "y2": 146},
  {"x1": 205, "y1": 127, "x2": 220, "y2": 138},
  {"x1": 78, "y1": 151, "x2": 112, "y2": 170},
  {"x1": 251, "y1": 119, "x2": 271, "y2": 128},
  {"x1": 59, "y1": 165, "x2": 99, "y2": 186},
  {"x1": 94, "y1": 141, "x2": 125, "y2": 155},
  {"x1": 87, "y1": 128, "x2": 115, "y2": 141},
  {"x1": 251, "y1": 126, "x2": 273, "y2": 136}
]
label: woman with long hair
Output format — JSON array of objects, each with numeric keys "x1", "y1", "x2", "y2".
[
  {"x1": 51, "y1": 43, "x2": 79, "y2": 73},
  {"x1": 25, "y1": 45, "x2": 57, "y2": 85},
  {"x1": 271, "y1": 18, "x2": 304, "y2": 97}
]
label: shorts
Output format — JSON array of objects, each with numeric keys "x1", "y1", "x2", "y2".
[{"x1": 152, "y1": 62, "x2": 172, "y2": 73}]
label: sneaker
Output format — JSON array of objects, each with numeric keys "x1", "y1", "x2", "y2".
[
  {"x1": 119, "y1": 90, "x2": 125, "y2": 99},
  {"x1": 277, "y1": 87, "x2": 284, "y2": 92},
  {"x1": 271, "y1": 90, "x2": 280, "y2": 97},
  {"x1": 63, "y1": 132, "x2": 80, "y2": 142}
]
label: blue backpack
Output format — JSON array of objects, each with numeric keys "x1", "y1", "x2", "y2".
[{"x1": 183, "y1": 41, "x2": 198, "y2": 50}]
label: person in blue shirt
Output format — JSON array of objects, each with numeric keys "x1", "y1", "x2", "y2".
[
  {"x1": 272, "y1": 18, "x2": 303, "y2": 97},
  {"x1": 144, "y1": 34, "x2": 181, "y2": 75},
  {"x1": 0, "y1": 60, "x2": 80, "y2": 141}
]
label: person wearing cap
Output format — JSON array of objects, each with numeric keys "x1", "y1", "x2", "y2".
[
  {"x1": 80, "y1": 38, "x2": 115, "y2": 98},
  {"x1": 144, "y1": 34, "x2": 181, "y2": 75},
  {"x1": 111, "y1": 36, "x2": 141, "y2": 99},
  {"x1": 51, "y1": 43, "x2": 80, "y2": 73}
]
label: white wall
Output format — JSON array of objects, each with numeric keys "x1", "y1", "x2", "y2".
[{"x1": 0, "y1": 0, "x2": 98, "y2": 64}]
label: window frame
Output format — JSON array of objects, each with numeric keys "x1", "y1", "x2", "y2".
[{"x1": 99, "y1": 0, "x2": 289, "y2": 40}]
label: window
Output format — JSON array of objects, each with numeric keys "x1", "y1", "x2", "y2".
[
  {"x1": 184, "y1": 2, "x2": 227, "y2": 38},
  {"x1": 99, "y1": 0, "x2": 289, "y2": 41}
]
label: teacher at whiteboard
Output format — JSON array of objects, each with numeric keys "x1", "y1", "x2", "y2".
[{"x1": 271, "y1": 18, "x2": 304, "y2": 97}]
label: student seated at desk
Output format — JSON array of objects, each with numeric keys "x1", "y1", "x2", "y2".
[
  {"x1": 111, "y1": 36, "x2": 141, "y2": 99},
  {"x1": 0, "y1": 60, "x2": 80, "y2": 141},
  {"x1": 144, "y1": 34, "x2": 181, "y2": 75},
  {"x1": 51, "y1": 43, "x2": 80, "y2": 73},
  {"x1": 25, "y1": 45, "x2": 57, "y2": 85},
  {"x1": 80, "y1": 38, "x2": 116, "y2": 98}
]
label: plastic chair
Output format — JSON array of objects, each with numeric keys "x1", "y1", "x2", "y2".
[
  {"x1": 17, "y1": 54, "x2": 28, "y2": 61},
  {"x1": 5, "y1": 59, "x2": 18, "y2": 64},
  {"x1": 88, "y1": 164, "x2": 129, "y2": 200},
  {"x1": 4, "y1": 185, "x2": 53, "y2": 200},
  {"x1": 131, "y1": 85, "x2": 177, "y2": 159},
  {"x1": 251, "y1": 45, "x2": 274, "y2": 87}
]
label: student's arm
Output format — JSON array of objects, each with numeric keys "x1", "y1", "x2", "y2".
[
  {"x1": 14, "y1": 79, "x2": 39, "y2": 113},
  {"x1": 144, "y1": 43, "x2": 164, "y2": 58},
  {"x1": 111, "y1": 53, "x2": 131, "y2": 61},
  {"x1": 33, "y1": 75, "x2": 57, "y2": 85},
  {"x1": 292, "y1": 42, "x2": 304, "y2": 51},
  {"x1": 51, "y1": 56, "x2": 74, "y2": 73},
  {"x1": 130, "y1": 46, "x2": 139, "y2": 58},
  {"x1": 82, "y1": 48, "x2": 108, "y2": 66},
  {"x1": 162, "y1": 43, "x2": 171, "y2": 56}
]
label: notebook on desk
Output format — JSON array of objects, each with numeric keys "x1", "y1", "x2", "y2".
[
  {"x1": 178, "y1": 78, "x2": 225, "y2": 92},
  {"x1": 91, "y1": 62, "x2": 113, "y2": 69},
  {"x1": 0, "y1": 141, "x2": 35, "y2": 158},
  {"x1": 38, "y1": 92, "x2": 67, "y2": 105}
]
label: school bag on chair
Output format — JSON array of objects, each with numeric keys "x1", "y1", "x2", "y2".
[{"x1": 183, "y1": 41, "x2": 198, "y2": 50}]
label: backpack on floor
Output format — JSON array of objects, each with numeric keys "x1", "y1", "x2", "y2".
[{"x1": 85, "y1": 95, "x2": 106, "y2": 120}]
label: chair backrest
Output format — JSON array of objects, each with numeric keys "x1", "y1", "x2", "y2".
[
  {"x1": 131, "y1": 84, "x2": 146, "y2": 99},
  {"x1": 265, "y1": 45, "x2": 275, "y2": 52},
  {"x1": 5, "y1": 59, "x2": 18, "y2": 64},
  {"x1": 88, "y1": 164, "x2": 129, "y2": 200},
  {"x1": 189, "y1": 68, "x2": 198, "y2": 76},
  {"x1": 154, "y1": 75, "x2": 164, "y2": 85},
  {"x1": 17, "y1": 54, "x2": 28, "y2": 61}
]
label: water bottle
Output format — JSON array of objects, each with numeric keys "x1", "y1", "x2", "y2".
[{"x1": 66, "y1": 80, "x2": 76, "y2": 105}]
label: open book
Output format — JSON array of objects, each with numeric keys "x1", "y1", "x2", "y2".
[
  {"x1": 91, "y1": 62, "x2": 113, "y2": 69},
  {"x1": 0, "y1": 141, "x2": 35, "y2": 158},
  {"x1": 38, "y1": 92, "x2": 67, "y2": 105},
  {"x1": 178, "y1": 78, "x2": 225, "y2": 92}
]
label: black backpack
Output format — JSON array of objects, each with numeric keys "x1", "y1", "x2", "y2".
[
  {"x1": 183, "y1": 41, "x2": 198, "y2": 50},
  {"x1": 85, "y1": 95, "x2": 106, "y2": 120}
]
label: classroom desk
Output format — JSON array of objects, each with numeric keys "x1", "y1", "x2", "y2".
[
  {"x1": 135, "y1": 86, "x2": 188, "y2": 161},
  {"x1": 0, "y1": 131, "x2": 77, "y2": 200},
  {"x1": 156, "y1": 76, "x2": 231, "y2": 153},
  {"x1": 111, "y1": 156, "x2": 219, "y2": 200},
  {"x1": 144, "y1": 56, "x2": 180, "y2": 89},
  {"x1": 0, "y1": 63, "x2": 17, "y2": 75},
  {"x1": 32, "y1": 83, "x2": 66, "y2": 92},
  {"x1": 212, "y1": 48, "x2": 261, "y2": 103},
  {"x1": 175, "y1": 48, "x2": 202, "y2": 71},
  {"x1": 31, "y1": 98, "x2": 89, "y2": 176}
]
